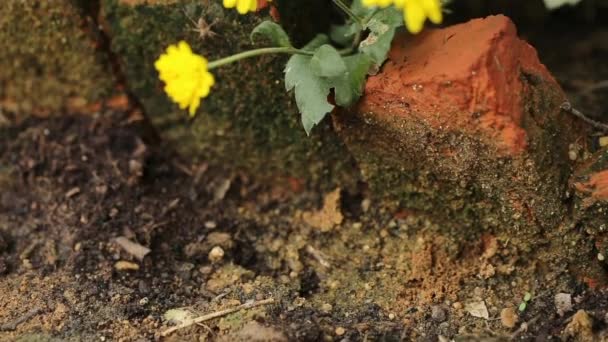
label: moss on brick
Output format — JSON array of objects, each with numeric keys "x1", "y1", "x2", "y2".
[
  {"x1": 0, "y1": 0, "x2": 115, "y2": 115},
  {"x1": 101, "y1": 0, "x2": 358, "y2": 187}
]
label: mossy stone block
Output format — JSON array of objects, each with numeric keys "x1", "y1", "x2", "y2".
[
  {"x1": 102, "y1": 0, "x2": 357, "y2": 187},
  {"x1": 0, "y1": 0, "x2": 115, "y2": 116}
]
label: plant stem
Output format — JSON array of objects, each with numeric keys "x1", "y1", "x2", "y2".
[
  {"x1": 160, "y1": 298, "x2": 275, "y2": 337},
  {"x1": 207, "y1": 47, "x2": 313, "y2": 70},
  {"x1": 560, "y1": 101, "x2": 608, "y2": 133},
  {"x1": 332, "y1": 0, "x2": 363, "y2": 26},
  {"x1": 337, "y1": 27, "x2": 364, "y2": 56}
]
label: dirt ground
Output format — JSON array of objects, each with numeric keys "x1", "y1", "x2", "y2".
[{"x1": 1, "y1": 10, "x2": 608, "y2": 342}]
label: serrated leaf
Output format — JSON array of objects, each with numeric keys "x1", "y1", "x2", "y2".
[
  {"x1": 330, "y1": 53, "x2": 373, "y2": 107},
  {"x1": 329, "y1": 23, "x2": 360, "y2": 47},
  {"x1": 251, "y1": 21, "x2": 292, "y2": 47},
  {"x1": 359, "y1": 6, "x2": 403, "y2": 66},
  {"x1": 351, "y1": 0, "x2": 377, "y2": 18},
  {"x1": 285, "y1": 35, "x2": 334, "y2": 134},
  {"x1": 543, "y1": 0, "x2": 582, "y2": 9},
  {"x1": 310, "y1": 45, "x2": 347, "y2": 78},
  {"x1": 285, "y1": 34, "x2": 329, "y2": 91}
]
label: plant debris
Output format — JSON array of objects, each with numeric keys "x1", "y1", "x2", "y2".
[{"x1": 114, "y1": 236, "x2": 151, "y2": 261}]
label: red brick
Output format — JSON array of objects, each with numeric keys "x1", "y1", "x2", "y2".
[
  {"x1": 358, "y1": 15, "x2": 560, "y2": 155},
  {"x1": 333, "y1": 15, "x2": 586, "y2": 233}
]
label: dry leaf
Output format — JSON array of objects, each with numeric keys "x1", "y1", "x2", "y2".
[
  {"x1": 163, "y1": 308, "x2": 195, "y2": 326},
  {"x1": 115, "y1": 236, "x2": 151, "y2": 261},
  {"x1": 554, "y1": 293, "x2": 572, "y2": 317},
  {"x1": 465, "y1": 301, "x2": 489, "y2": 319}
]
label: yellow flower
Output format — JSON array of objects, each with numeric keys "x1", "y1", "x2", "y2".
[
  {"x1": 364, "y1": 0, "x2": 442, "y2": 34},
  {"x1": 223, "y1": 0, "x2": 272, "y2": 14},
  {"x1": 154, "y1": 41, "x2": 215, "y2": 116},
  {"x1": 362, "y1": 0, "x2": 394, "y2": 7}
]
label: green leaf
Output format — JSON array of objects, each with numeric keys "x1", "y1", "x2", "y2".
[
  {"x1": 285, "y1": 35, "x2": 334, "y2": 134},
  {"x1": 329, "y1": 53, "x2": 373, "y2": 107},
  {"x1": 351, "y1": 0, "x2": 376, "y2": 18},
  {"x1": 518, "y1": 302, "x2": 527, "y2": 312},
  {"x1": 310, "y1": 45, "x2": 347, "y2": 78},
  {"x1": 329, "y1": 23, "x2": 360, "y2": 47},
  {"x1": 359, "y1": 6, "x2": 403, "y2": 67},
  {"x1": 543, "y1": 0, "x2": 582, "y2": 9},
  {"x1": 250, "y1": 21, "x2": 292, "y2": 47}
]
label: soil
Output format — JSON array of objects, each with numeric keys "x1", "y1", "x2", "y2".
[{"x1": 1, "y1": 9, "x2": 608, "y2": 342}]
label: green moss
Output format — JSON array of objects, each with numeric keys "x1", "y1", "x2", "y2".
[
  {"x1": 334, "y1": 76, "x2": 577, "y2": 245},
  {"x1": 102, "y1": 0, "x2": 358, "y2": 187},
  {"x1": 0, "y1": 0, "x2": 115, "y2": 115},
  {"x1": 15, "y1": 334, "x2": 64, "y2": 342},
  {"x1": 339, "y1": 115, "x2": 515, "y2": 240}
]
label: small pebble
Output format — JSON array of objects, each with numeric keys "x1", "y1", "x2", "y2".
[
  {"x1": 114, "y1": 260, "x2": 139, "y2": 271},
  {"x1": 598, "y1": 253, "x2": 605, "y2": 261},
  {"x1": 335, "y1": 327, "x2": 346, "y2": 336},
  {"x1": 321, "y1": 303, "x2": 333, "y2": 313},
  {"x1": 208, "y1": 246, "x2": 225, "y2": 263},
  {"x1": 563, "y1": 310, "x2": 594, "y2": 340},
  {"x1": 431, "y1": 305, "x2": 447, "y2": 322},
  {"x1": 361, "y1": 199, "x2": 371, "y2": 212},
  {"x1": 199, "y1": 265, "x2": 213, "y2": 275},
  {"x1": 109, "y1": 208, "x2": 119, "y2": 218}
]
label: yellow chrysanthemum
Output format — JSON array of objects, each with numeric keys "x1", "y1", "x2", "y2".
[
  {"x1": 223, "y1": 0, "x2": 272, "y2": 14},
  {"x1": 362, "y1": 0, "x2": 394, "y2": 7},
  {"x1": 364, "y1": 0, "x2": 442, "y2": 34},
  {"x1": 154, "y1": 41, "x2": 215, "y2": 116}
]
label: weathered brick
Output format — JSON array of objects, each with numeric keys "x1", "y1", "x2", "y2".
[
  {"x1": 334, "y1": 15, "x2": 586, "y2": 233},
  {"x1": 359, "y1": 15, "x2": 560, "y2": 154},
  {"x1": 572, "y1": 148, "x2": 608, "y2": 231}
]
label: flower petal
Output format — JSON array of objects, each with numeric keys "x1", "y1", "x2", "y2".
[
  {"x1": 421, "y1": 0, "x2": 442, "y2": 24},
  {"x1": 154, "y1": 41, "x2": 214, "y2": 117},
  {"x1": 403, "y1": 2, "x2": 425, "y2": 33}
]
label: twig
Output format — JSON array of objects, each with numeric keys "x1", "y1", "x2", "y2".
[
  {"x1": 160, "y1": 298, "x2": 275, "y2": 337},
  {"x1": 195, "y1": 322, "x2": 215, "y2": 337},
  {"x1": 332, "y1": 0, "x2": 363, "y2": 26},
  {"x1": 560, "y1": 102, "x2": 608, "y2": 133},
  {"x1": 511, "y1": 315, "x2": 540, "y2": 339},
  {"x1": 579, "y1": 80, "x2": 608, "y2": 94},
  {"x1": 0, "y1": 307, "x2": 43, "y2": 331},
  {"x1": 211, "y1": 289, "x2": 231, "y2": 303},
  {"x1": 306, "y1": 245, "x2": 331, "y2": 268}
]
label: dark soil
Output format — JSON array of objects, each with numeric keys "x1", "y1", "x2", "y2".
[{"x1": 1, "y1": 10, "x2": 608, "y2": 342}]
